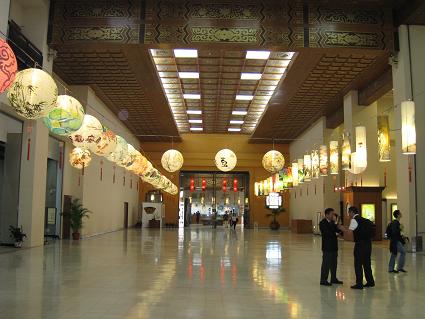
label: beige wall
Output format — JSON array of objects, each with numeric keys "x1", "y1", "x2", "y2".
[{"x1": 140, "y1": 134, "x2": 290, "y2": 228}]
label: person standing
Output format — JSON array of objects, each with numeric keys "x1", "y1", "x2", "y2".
[
  {"x1": 231, "y1": 213, "x2": 238, "y2": 230},
  {"x1": 319, "y1": 208, "x2": 343, "y2": 286},
  {"x1": 388, "y1": 210, "x2": 407, "y2": 273},
  {"x1": 342, "y1": 206, "x2": 375, "y2": 289}
]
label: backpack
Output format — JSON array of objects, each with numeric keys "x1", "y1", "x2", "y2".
[{"x1": 385, "y1": 222, "x2": 393, "y2": 239}]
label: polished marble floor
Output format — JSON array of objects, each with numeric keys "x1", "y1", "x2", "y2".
[{"x1": 0, "y1": 227, "x2": 424, "y2": 319}]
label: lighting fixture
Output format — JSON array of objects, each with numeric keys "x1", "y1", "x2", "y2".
[
  {"x1": 187, "y1": 110, "x2": 202, "y2": 115},
  {"x1": 174, "y1": 49, "x2": 198, "y2": 58},
  {"x1": 190, "y1": 127, "x2": 203, "y2": 131},
  {"x1": 355, "y1": 126, "x2": 367, "y2": 169},
  {"x1": 228, "y1": 128, "x2": 241, "y2": 132},
  {"x1": 246, "y1": 51, "x2": 270, "y2": 60},
  {"x1": 183, "y1": 94, "x2": 201, "y2": 99},
  {"x1": 188, "y1": 119, "x2": 202, "y2": 124},
  {"x1": 230, "y1": 120, "x2": 244, "y2": 124},
  {"x1": 241, "y1": 73, "x2": 262, "y2": 80},
  {"x1": 401, "y1": 100, "x2": 416, "y2": 154},
  {"x1": 236, "y1": 95, "x2": 254, "y2": 101},
  {"x1": 232, "y1": 110, "x2": 248, "y2": 116},
  {"x1": 178, "y1": 72, "x2": 199, "y2": 79}
]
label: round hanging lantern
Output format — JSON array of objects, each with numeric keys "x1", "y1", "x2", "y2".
[
  {"x1": 106, "y1": 135, "x2": 128, "y2": 163},
  {"x1": 69, "y1": 147, "x2": 92, "y2": 169},
  {"x1": 119, "y1": 144, "x2": 140, "y2": 167},
  {"x1": 127, "y1": 154, "x2": 148, "y2": 175},
  {"x1": 161, "y1": 149, "x2": 184, "y2": 172},
  {"x1": 262, "y1": 150, "x2": 285, "y2": 173},
  {"x1": 0, "y1": 39, "x2": 18, "y2": 93},
  {"x1": 7, "y1": 68, "x2": 58, "y2": 119},
  {"x1": 43, "y1": 95, "x2": 85, "y2": 136},
  {"x1": 214, "y1": 149, "x2": 237, "y2": 172},
  {"x1": 348, "y1": 152, "x2": 366, "y2": 175},
  {"x1": 69, "y1": 114, "x2": 103, "y2": 149},
  {"x1": 90, "y1": 127, "x2": 117, "y2": 156}
]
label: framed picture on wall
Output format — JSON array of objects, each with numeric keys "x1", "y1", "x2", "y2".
[
  {"x1": 391, "y1": 203, "x2": 398, "y2": 220},
  {"x1": 361, "y1": 204, "x2": 376, "y2": 222}
]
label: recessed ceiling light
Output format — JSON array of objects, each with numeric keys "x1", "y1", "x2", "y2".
[
  {"x1": 246, "y1": 51, "x2": 270, "y2": 60},
  {"x1": 236, "y1": 95, "x2": 254, "y2": 101},
  {"x1": 230, "y1": 120, "x2": 244, "y2": 124},
  {"x1": 183, "y1": 94, "x2": 201, "y2": 99},
  {"x1": 188, "y1": 119, "x2": 203, "y2": 124},
  {"x1": 178, "y1": 72, "x2": 199, "y2": 79},
  {"x1": 174, "y1": 49, "x2": 198, "y2": 58},
  {"x1": 228, "y1": 128, "x2": 241, "y2": 132},
  {"x1": 241, "y1": 73, "x2": 262, "y2": 80},
  {"x1": 190, "y1": 127, "x2": 203, "y2": 131},
  {"x1": 187, "y1": 110, "x2": 202, "y2": 115},
  {"x1": 232, "y1": 110, "x2": 248, "y2": 115}
]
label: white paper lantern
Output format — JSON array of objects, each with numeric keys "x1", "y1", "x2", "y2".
[
  {"x1": 119, "y1": 144, "x2": 140, "y2": 167},
  {"x1": 262, "y1": 150, "x2": 285, "y2": 173},
  {"x1": 292, "y1": 162, "x2": 299, "y2": 186},
  {"x1": 303, "y1": 154, "x2": 312, "y2": 181},
  {"x1": 43, "y1": 95, "x2": 85, "y2": 136},
  {"x1": 378, "y1": 116, "x2": 391, "y2": 162},
  {"x1": 90, "y1": 128, "x2": 117, "y2": 156},
  {"x1": 7, "y1": 68, "x2": 58, "y2": 119},
  {"x1": 341, "y1": 133, "x2": 351, "y2": 170},
  {"x1": 215, "y1": 149, "x2": 237, "y2": 172},
  {"x1": 329, "y1": 141, "x2": 339, "y2": 175},
  {"x1": 297, "y1": 158, "x2": 304, "y2": 183},
  {"x1": 401, "y1": 100, "x2": 416, "y2": 154},
  {"x1": 69, "y1": 114, "x2": 103, "y2": 149},
  {"x1": 161, "y1": 149, "x2": 184, "y2": 172},
  {"x1": 311, "y1": 149, "x2": 319, "y2": 179},
  {"x1": 106, "y1": 135, "x2": 128, "y2": 163},
  {"x1": 69, "y1": 147, "x2": 92, "y2": 169},
  {"x1": 319, "y1": 145, "x2": 328, "y2": 176},
  {"x1": 348, "y1": 152, "x2": 366, "y2": 175},
  {"x1": 355, "y1": 126, "x2": 367, "y2": 169}
]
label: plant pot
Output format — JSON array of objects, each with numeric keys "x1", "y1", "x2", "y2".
[
  {"x1": 14, "y1": 241, "x2": 22, "y2": 248},
  {"x1": 72, "y1": 232, "x2": 80, "y2": 240},
  {"x1": 270, "y1": 221, "x2": 280, "y2": 230}
]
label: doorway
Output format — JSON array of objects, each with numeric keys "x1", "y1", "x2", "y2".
[{"x1": 123, "y1": 202, "x2": 129, "y2": 229}]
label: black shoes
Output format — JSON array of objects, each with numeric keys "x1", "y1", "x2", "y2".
[
  {"x1": 364, "y1": 282, "x2": 375, "y2": 288},
  {"x1": 320, "y1": 281, "x2": 332, "y2": 286},
  {"x1": 331, "y1": 279, "x2": 343, "y2": 284},
  {"x1": 389, "y1": 270, "x2": 399, "y2": 273},
  {"x1": 350, "y1": 284, "x2": 363, "y2": 289},
  {"x1": 398, "y1": 269, "x2": 407, "y2": 273}
]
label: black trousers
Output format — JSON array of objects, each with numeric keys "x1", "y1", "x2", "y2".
[
  {"x1": 320, "y1": 251, "x2": 338, "y2": 283},
  {"x1": 354, "y1": 241, "x2": 375, "y2": 285}
]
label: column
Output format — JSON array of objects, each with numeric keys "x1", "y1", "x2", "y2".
[
  {"x1": 0, "y1": 0, "x2": 10, "y2": 37},
  {"x1": 392, "y1": 25, "x2": 425, "y2": 248}
]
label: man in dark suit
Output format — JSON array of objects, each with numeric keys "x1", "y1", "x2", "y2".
[{"x1": 319, "y1": 208, "x2": 343, "y2": 286}]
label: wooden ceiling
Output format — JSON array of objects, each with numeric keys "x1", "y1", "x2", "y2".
[{"x1": 49, "y1": 0, "x2": 424, "y2": 143}]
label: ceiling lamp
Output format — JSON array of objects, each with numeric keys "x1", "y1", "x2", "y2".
[
  {"x1": 401, "y1": 100, "x2": 416, "y2": 154},
  {"x1": 0, "y1": 39, "x2": 17, "y2": 93},
  {"x1": 246, "y1": 51, "x2": 270, "y2": 60},
  {"x1": 262, "y1": 150, "x2": 285, "y2": 173},
  {"x1": 228, "y1": 128, "x2": 241, "y2": 132},
  {"x1": 178, "y1": 72, "x2": 199, "y2": 79},
  {"x1": 7, "y1": 68, "x2": 58, "y2": 119},
  {"x1": 190, "y1": 127, "x2": 203, "y2": 131},
  {"x1": 183, "y1": 94, "x2": 201, "y2": 99},
  {"x1": 161, "y1": 149, "x2": 184, "y2": 172},
  {"x1": 236, "y1": 95, "x2": 254, "y2": 101},
  {"x1": 43, "y1": 95, "x2": 85, "y2": 136},
  {"x1": 230, "y1": 120, "x2": 244, "y2": 124},
  {"x1": 69, "y1": 114, "x2": 103, "y2": 149},
  {"x1": 348, "y1": 152, "x2": 366, "y2": 175},
  {"x1": 355, "y1": 126, "x2": 367, "y2": 169},
  {"x1": 106, "y1": 135, "x2": 128, "y2": 163},
  {"x1": 188, "y1": 119, "x2": 202, "y2": 124},
  {"x1": 69, "y1": 147, "x2": 92, "y2": 169},
  {"x1": 241, "y1": 73, "x2": 262, "y2": 80},
  {"x1": 187, "y1": 110, "x2": 202, "y2": 115},
  {"x1": 329, "y1": 141, "x2": 339, "y2": 175},
  {"x1": 297, "y1": 158, "x2": 304, "y2": 183},
  {"x1": 215, "y1": 149, "x2": 237, "y2": 172},
  {"x1": 292, "y1": 162, "x2": 299, "y2": 186},
  {"x1": 319, "y1": 145, "x2": 328, "y2": 176},
  {"x1": 232, "y1": 110, "x2": 247, "y2": 115},
  {"x1": 377, "y1": 116, "x2": 391, "y2": 162},
  {"x1": 174, "y1": 49, "x2": 198, "y2": 58},
  {"x1": 254, "y1": 182, "x2": 259, "y2": 196},
  {"x1": 311, "y1": 149, "x2": 320, "y2": 179},
  {"x1": 303, "y1": 154, "x2": 312, "y2": 181},
  {"x1": 341, "y1": 133, "x2": 351, "y2": 170},
  {"x1": 90, "y1": 128, "x2": 117, "y2": 156}
]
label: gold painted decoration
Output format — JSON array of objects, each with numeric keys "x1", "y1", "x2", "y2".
[
  {"x1": 69, "y1": 114, "x2": 103, "y2": 149},
  {"x1": 69, "y1": 147, "x2": 92, "y2": 169},
  {"x1": 262, "y1": 150, "x2": 285, "y2": 173},
  {"x1": 329, "y1": 141, "x2": 339, "y2": 175},
  {"x1": 377, "y1": 116, "x2": 390, "y2": 162},
  {"x1": 303, "y1": 154, "x2": 312, "y2": 181},
  {"x1": 214, "y1": 149, "x2": 237, "y2": 172},
  {"x1": 341, "y1": 133, "x2": 351, "y2": 170},
  {"x1": 319, "y1": 145, "x2": 328, "y2": 176},
  {"x1": 401, "y1": 100, "x2": 416, "y2": 154},
  {"x1": 311, "y1": 149, "x2": 319, "y2": 179},
  {"x1": 7, "y1": 68, "x2": 58, "y2": 119},
  {"x1": 161, "y1": 149, "x2": 184, "y2": 172}
]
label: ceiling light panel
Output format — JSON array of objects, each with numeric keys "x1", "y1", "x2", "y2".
[
  {"x1": 174, "y1": 49, "x2": 198, "y2": 58},
  {"x1": 246, "y1": 51, "x2": 271, "y2": 60},
  {"x1": 190, "y1": 127, "x2": 203, "y2": 131},
  {"x1": 178, "y1": 72, "x2": 199, "y2": 79},
  {"x1": 188, "y1": 119, "x2": 203, "y2": 124},
  {"x1": 228, "y1": 128, "x2": 241, "y2": 132},
  {"x1": 241, "y1": 73, "x2": 262, "y2": 80},
  {"x1": 183, "y1": 94, "x2": 201, "y2": 99},
  {"x1": 232, "y1": 110, "x2": 248, "y2": 115},
  {"x1": 230, "y1": 120, "x2": 244, "y2": 124},
  {"x1": 187, "y1": 110, "x2": 202, "y2": 115}
]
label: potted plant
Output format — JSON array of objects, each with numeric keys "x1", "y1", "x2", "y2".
[
  {"x1": 9, "y1": 225, "x2": 26, "y2": 247},
  {"x1": 62, "y1": 198, "x2": 92, "y2": 240},
  {"x1": 267, "y1": 207, "x2": 286, "y2": 230}
]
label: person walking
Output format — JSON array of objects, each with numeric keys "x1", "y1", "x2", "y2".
[
  {"x1": 231, "y1": 213, "x2": 238, "y2": 230},
  {"x1": 341, "y1": 206, "x2": 375, "y2": 290},
  {"x1": 319, "y1": 208, "x2": 343, "y2": 286},
  {"x1": 388, "y1": 210, "x2": 407, "y2": 273}
]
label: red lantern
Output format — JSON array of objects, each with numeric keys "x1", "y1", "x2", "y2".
[
  {"x1": 222, "y1": 178, "x2": 227, "y2": 192},
  {"x1": 0, "y1": 39, "x2": 18, "y2": 93},
  {"x1": 233, "y1": 178, "x2": 238, "y2": 192},
  {"x1": 202, "y1": 177, "x2": 206, "y2": 191},
  {"x1": 190, "y1": 177, "x2": 195, "y2": 192}
]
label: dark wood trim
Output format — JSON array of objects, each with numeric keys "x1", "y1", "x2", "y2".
[{"x1": 358, "y1": 67, "x2": 392, "y2": 106}]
